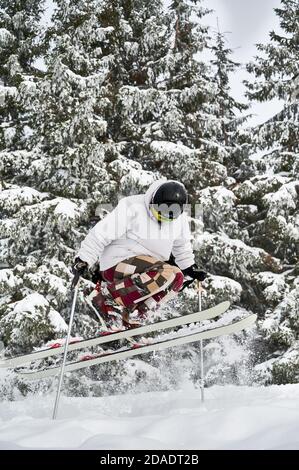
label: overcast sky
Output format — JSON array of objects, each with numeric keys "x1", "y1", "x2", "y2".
[
  {"x1": 44, "y1": 0, "x2": 284, "y2": 126},
  {"x1": 206, "y1": 0, "x2": 283, "y2": 125}
]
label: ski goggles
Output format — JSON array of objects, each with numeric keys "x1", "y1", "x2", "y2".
[{"x1": 150, "y1": 203, "x2": 184, "y2": 222}]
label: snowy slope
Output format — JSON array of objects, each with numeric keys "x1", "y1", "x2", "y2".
[{"x1": 0, "y1": 384, "x2": 299, "y2": 450}]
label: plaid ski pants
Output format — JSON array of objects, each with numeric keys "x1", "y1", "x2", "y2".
[{"x1": 101, "y1": 255, "x2": 184, "y2": 315}]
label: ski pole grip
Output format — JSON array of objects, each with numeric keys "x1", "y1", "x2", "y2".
[
  {"x1": 196, "y1": 280, "x2": 205, "y2": 292},
  {"x1": 71, "y1": 272, "x2": 81, "y2": 290},
  {"x1": 181, "y1": 278, "x2": 195, "y2": 291}
]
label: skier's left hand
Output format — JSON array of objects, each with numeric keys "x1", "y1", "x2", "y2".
[
  {"x1": 72, "y1": 257, "x2": 88, "y2": 277},
  {"x1": 182, "y1": 264, "x2": 207, "y2": 282}
]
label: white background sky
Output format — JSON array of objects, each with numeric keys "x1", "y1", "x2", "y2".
[
  {"x1": 44, "y1": 0, "x2": 284, "y2": 126},
  {"x1": 206, "y1": 0, "x2": 283, "y2": 126}
]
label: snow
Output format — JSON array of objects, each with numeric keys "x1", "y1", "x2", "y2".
[
  {"x1": 248, "y1": 147, "x2": 279, "y2": 162},
  {"x1": 0, "y1": 83, "x2": 16, "y2": 105},
  {"x1": 151, "y1": 140, "x2": 193, "y2": 156},
  {"x1": 13, "y1": 293, "x2": 48, "y2": 315},
  {"x1": 109, "y1": 157, "x2": 157, "y2": 192},
  {"x1": 54, "y1": 200, "x2": 78, "y2": 219},
  {"x1": 195, "y1": 231, "x2": 277, "y2": 263},
  {"x1": 121, "y1": 168, "x2": 156, "y2": 189},
  {"x1": 0, "y1": 270, "x2": 20, "y2": 290},
  {"x1": 0, "y1": 384, "x2": 299, "y2": 449},
  {"x1": 7, "y1": 293, "x2": 68, "y2": 332},
  {"x1": 0, "y1": 186, "x2": 48, "y2": 210},
  {"x1": 263, "y1": 181, "x2": 299, "y2": 216},
  {"x1": 48, "y1": 310, "x2": 68, "y2": 333},
  {"x1": 0, "y1": 28, "x2": 14, "y2": 44}
]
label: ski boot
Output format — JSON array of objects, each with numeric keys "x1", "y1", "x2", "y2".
[
  {"x1": 84, "y1": 282, "x2": 123, "y2": 330},
  {"x1": 121, "y1": 307, "x2": 148, "y2": 329}
]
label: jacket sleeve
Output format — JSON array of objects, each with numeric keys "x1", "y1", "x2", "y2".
[
  {"x1": 76, "y1": 199, "x2": 129, "y2": 267},
  {"x1": 172, "y1": 214, "x2": 195, "y2": 271}
]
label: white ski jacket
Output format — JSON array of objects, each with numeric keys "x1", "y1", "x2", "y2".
[{"x1": 77, "y1": 179, "x2": 195, "y2": 271}]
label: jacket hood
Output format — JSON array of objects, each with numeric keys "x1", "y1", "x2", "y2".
[
  {"x1": 144, "y1": 178, "x2": 167, "y2": 222},
  {"x1": 144, "y1": 178, "x2": 167, "y2": 212},
  {"x1": 144, "y1": 178, "x2": 187, "y2": 222}
]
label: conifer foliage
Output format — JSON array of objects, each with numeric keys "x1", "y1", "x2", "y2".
[
  {"x1": 0, "y1": 0, "x2": 155, "y2": 367},
  {"x1": 0, "y1": 1, "x2": 298, "y2": 395},
  {"x1": 0, "y1": 0, "x2": 44, "y2": 151},
  {"x1": 242, "y1": 0, "x2": 299, "y2": 383}
]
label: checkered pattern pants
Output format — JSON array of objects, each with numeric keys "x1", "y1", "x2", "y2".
[{"x1": 101, "y1": 255, "x2": 184, "y2": 315}]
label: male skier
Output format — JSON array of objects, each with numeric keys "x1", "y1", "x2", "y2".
[{"x1": 72, "y1": 179, "x2": 206, "y2": 328}]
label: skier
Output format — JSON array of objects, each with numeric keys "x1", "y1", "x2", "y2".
[{"x1": 72, "y1": 179, "x2": 207, "y2": 329}]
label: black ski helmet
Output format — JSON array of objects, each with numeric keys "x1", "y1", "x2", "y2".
[{"x1": 151, "y1": 181, "x2": 188, "y2": 221}]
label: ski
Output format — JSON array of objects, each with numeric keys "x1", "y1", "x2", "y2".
[
  {"x1": 18, "y1": 314, "x2": 257, "y2": 380},
  {"x1": 0, "y1": 301, "x2": 230, "y2": 368}
]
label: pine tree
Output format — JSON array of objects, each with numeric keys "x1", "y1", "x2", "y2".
[
  {"x1": 125, "y1": 0, "x2": 229, "y2": 200},
  {"x1": 108, "y1": 0, "x2": 173, "y2": 161},
  {"x1": 0, "y1": 0, "x2": 44, "y2": 151},
  {"x1": 210, "y1": 29, "x2": 250, "y2": 175},
  {"x1": 0, "y1": 0, "x2": 45, "y2": 270},
  {"x1": 245, "y1": 0, "x2": 299, "y2": 103},
  {"x1": 0, "y1": 1, "x2": 242, "y2": 394},
  {"x1": 242, "y1": 0, "x2": 299, "y2": 383},
  {"x1": 164, "y1": 0, "x2": 212, "y2": 147},
  {"x1": 194, "y1": 29, "x2": 251, "y2": 239},
  {"x1": 2, "y1": 0, "x2": 294, "y2": 395},
  {"x1": 0, "y1": 0, "x2": 158, "y2": 392}
]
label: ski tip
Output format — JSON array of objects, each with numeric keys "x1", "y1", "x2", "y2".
[
  {"x1": 219, "y1": 300, "x2": 231, "y2": 310},
  {"x1": 249, "y1": 313, "x2": 258, "y2": 323}
]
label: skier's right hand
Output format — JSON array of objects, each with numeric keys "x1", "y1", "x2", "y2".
[{"x1": 72, "y1": 257, "x2": 88, "y2": 277}]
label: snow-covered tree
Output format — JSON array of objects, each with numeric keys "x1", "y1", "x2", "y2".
[
  {"x1": 0, "y1": 0, "x2": 46, "y2": 314},
  {"x1": 0, "y1": 0, "x2": 156, "y2": 365},
  {"x1": 2, "y1": 0, "x2": 297, "y2": 397},
  {"x1": 0, "y1": 0, "x2": 44, "y2": 151},
  {"x1": 245, "y1": 0, "x2": 299, "y2": 104},
  {"x1": 108, "y1": 0, "x2": 173, "y2": 161},
  {"x1": 163, "y1": 0, "x2": 212, "y2": 147},
  {"x1": 209, "y1": 29, "x2": 250, "y2": 178},
  {"x1": 241, "y1": 0, "x2": 299, "y2": 383},
  {"x1": 122, "y1": 1, "x2": 226, "y2": 203}
]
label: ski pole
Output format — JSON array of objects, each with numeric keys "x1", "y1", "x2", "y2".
[
  {"x1": 52, "y1": 273, "x2": 80, "y2": 420},
  {"x1": 197, "y1": 280, "x2": 205, "y2": 403}
]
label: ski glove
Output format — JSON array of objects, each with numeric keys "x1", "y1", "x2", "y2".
[
  {"x1": 182, "y1": 264, "x2": 207, "y2": 282},
  {"x1": 72, "y1": 257, "x2": 88, "y2": 277},
  {"x1": 91, "y1": 264, "x2": 103, "y2": 284}
]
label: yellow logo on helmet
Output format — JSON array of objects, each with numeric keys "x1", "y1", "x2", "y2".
[{"x1": 150, "y1": 206, "x2": 173, "y2": 222}]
